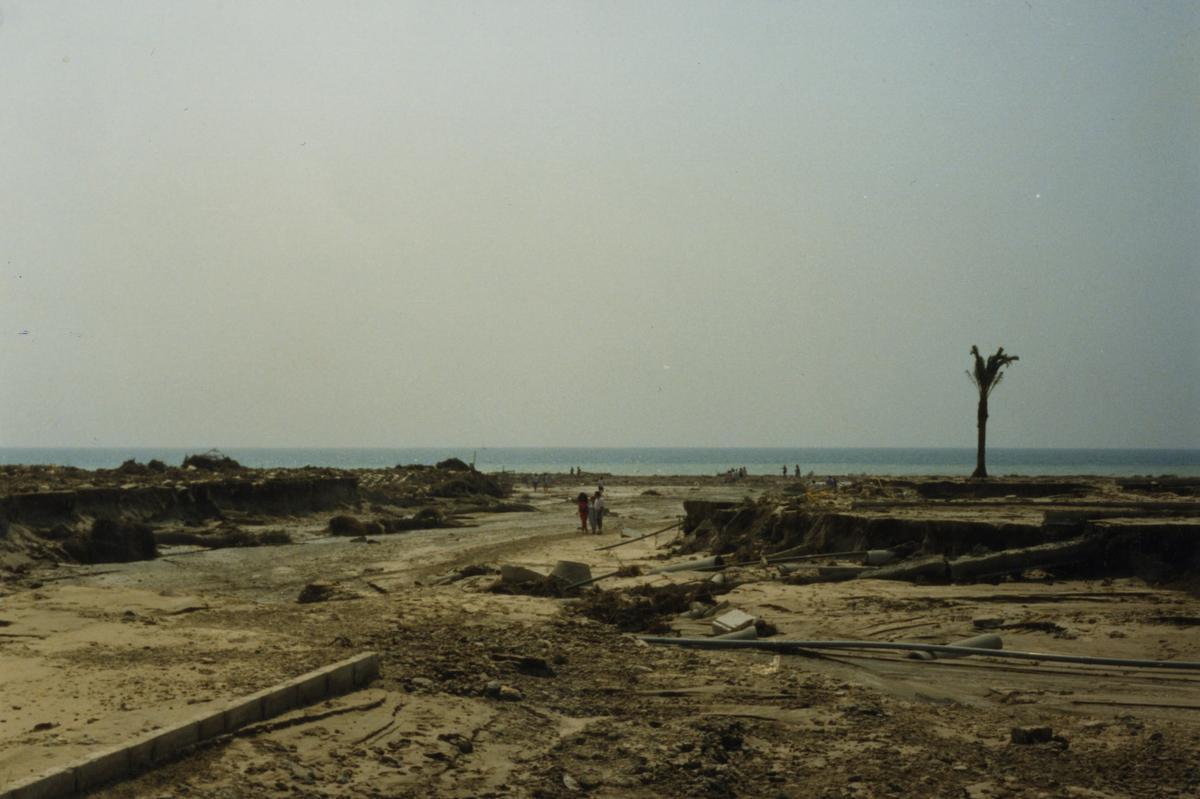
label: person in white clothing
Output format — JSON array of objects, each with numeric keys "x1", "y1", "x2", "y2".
[{"x1": 592, "y1": 490, "x2": 606, "y2": 533}]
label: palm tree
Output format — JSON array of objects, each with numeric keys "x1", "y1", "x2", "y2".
[{"x1": 968, "y1": 346, "x2": 1019, "y2": 478}]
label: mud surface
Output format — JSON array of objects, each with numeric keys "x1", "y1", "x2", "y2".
[{"x1": 2, "y1": 473, "x2": 1199, "y2": 797}]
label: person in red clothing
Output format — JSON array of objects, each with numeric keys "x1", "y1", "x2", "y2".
[{"x1": 576, "y1": 492, "x2": 589, "y2": 532}]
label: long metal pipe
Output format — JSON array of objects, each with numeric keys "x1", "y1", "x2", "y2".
[
  {"x1": 766, "y1": 548, "x2": 868, "y2": 563},
  {"x1": 638, "y1": 637, "x2": 1200, "y2": 671},
  {"x1": 594, "y1": 520, "x2": 681, "y2": 552},
  {"x1": 652, "y1": 555, "x2": 723, "y2": 574}
]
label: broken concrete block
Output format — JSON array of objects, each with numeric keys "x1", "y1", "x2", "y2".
[
  {"x1": 290, "y1": 671, "x2": 329, "y2": 704},
  {"x1": 75, "y1": 745, "x2": 130, "y2": 792},
  {"x1": 352, "y1": 652, "x2": 381, "y2": 685},
  {"x1": 8, "y1": 767, "x2": 77, "y2": 799},
  {"x1": 262, "y1": 683, "x2": 299, "y2": 718},
  {"x1": 1010, "y1": 725, "x2": 1054, "y2": 744},
  {"x1": 500, "y1": 564, "x2": 545, "y2": 585},
  {"x1": 196, "y1": 709, "x2": 226, "y2": 741},
  {"x1": 550, "y1": 560, "x2": 591, "y2": 587},
  {"x1": 152, "y1": 718, "x2": 200, "y2": 761},
  {"x1": 127, "y1": 729, "x2": 163, "y2": 770},
  {"x1": 714, "y1": 624, "x2": 759, "y2": 641},
  {"x1": 908, "y1": 634, "x2": 1003, "y2": 661},
  {"x1": 223, "y1": 691, "x2": 267, "y2": 732},
  {"x1": 711, "y1": 609, "x2": 756, "y2": 635},
  {"x1": 326, "y1": 660, "x2": 357, "y2": 695}
]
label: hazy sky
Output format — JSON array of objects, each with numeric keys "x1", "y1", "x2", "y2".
[{"x1": 2, "y1": 1, "x2": 1197, "y2": 449}]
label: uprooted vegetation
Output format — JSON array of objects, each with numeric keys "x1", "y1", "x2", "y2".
[
  {"x1": 358, "y1": 467, "x2": 509, "y2": 505},
  {"x1": 0, "y1": 461, "x2": 518, "y2": 572},
  {"x1": 329, "y1": 508, "x2": 465, "y2": 536},
  {"x1": 180, "y1": 450, "x2": 244, "y2": 472},
  {"x1": 676, "y1": 477, "x2": 1200, "y2": 587},
  {"x1": 155, "y1": 525, "x2": 292, "y2": 549},
  {"x1": 571, "y1": 581, "x2": 732, "y2": 633}
]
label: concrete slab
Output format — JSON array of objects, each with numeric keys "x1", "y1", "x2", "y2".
[
  {"x1": 291, "y1": 671, "x2": 329, "y2": 705},
  {"x1": 712, "y1": 609, "x2": 756, "y2": 634},
  {"x1": 261, "y1": 683, "x2": 299, "y2": 719},
  {"x1": 127, "y1": 730, "x2": 162, "y2": 770},
  {"x1": 8, "y1": 767, "x2": 76, "y2": 799},
  {"x1": 222, "y1": 691, "x2": 266, "y2": 732},
  {"x1": 196, "y1": 709, "x2": 226, "y2": 741},
  {"x1": 74, "y1": 745, "x2": 131, "y2": 793},
  {"x1": 0, "y1": 652, "x2": 383, "y2": 798},
  {"x1": 353, "y1": 653, "x2": 381, "y2": 685},
  {"x1": 326, "y1": 659, "x2": 357, "y2": 695},
  {"x1": 151, "y1": 719, "x2": 200, "y2": 762}
]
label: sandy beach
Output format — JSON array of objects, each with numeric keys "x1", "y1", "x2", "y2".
[{"x1": 1, "y1": 464, "x2": 1199, "y2": 798}]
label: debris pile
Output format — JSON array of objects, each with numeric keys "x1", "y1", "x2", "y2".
[
  {"x1": 61, "y1": 518, "x2": 157, "y2": 564},
  {"x1": 572, "y1": 581, "x2": 732, "y2": 633},
  {"x1": 676, "y1": 479, "x2": 1200, "y2": 586},
  {"x1": 156, "y1": 525, "x2": 291, "y2": 549},
  {"x1": 181, "y1": 449, "x2": 244, "y2": 472}
]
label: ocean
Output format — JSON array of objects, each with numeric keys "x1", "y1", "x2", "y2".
[{"x1": 0, "y1": 447, "x2": 1196, "y2": 477}]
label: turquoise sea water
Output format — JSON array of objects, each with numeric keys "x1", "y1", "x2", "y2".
[{"x1": 0, "y1": 447, "x2": 1197, "y2": 477}]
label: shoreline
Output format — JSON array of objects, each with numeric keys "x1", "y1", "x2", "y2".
[{"x1": 2, "y1": 446, "x2": 1197, "y2": 478}]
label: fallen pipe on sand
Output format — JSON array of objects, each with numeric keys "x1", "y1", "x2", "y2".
[
  {"x1": 638, "y1": 637, "x2": 1200, "y2": 671},
  {"x1": 764, "y1": 547, "x2": 869, "y2": 563},
  {"x1": 907, "y1": 633, "x2": 1001, "y2": 660},
  {"x1": 594, "y1": 520, "x2": 682, "y2": 552},
  {"x1": 713, "y1": 624, "x2": 759, "y2": 641},
  {"x1": 652, "y1": 555, "x2": 723, "y2": 574},
  {"x1": 562, "y1": 569, "x2": 621, "y2": 591}
]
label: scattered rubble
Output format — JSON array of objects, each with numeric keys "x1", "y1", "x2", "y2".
[
  {"x1": 0, "y1": 462, "x2": 518, "y2": 571},
  {"x1": 181, "y1": 449, "x2": 243, "y2": 472}
]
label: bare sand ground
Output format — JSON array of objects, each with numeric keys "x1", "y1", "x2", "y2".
[{"x1": 2, "y1": 478, "x2": 1199, "y2": 798}]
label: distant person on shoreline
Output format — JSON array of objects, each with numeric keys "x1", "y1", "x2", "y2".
[
  {"x1": 794, "y1": 464, "x2": 800, "y2": 477},
  {"x1": 781, "y1": 465, "x2": 787, "y2": 476},
  {"x1": 576, "y1": 492, "x2": 589, "y2": 533}
]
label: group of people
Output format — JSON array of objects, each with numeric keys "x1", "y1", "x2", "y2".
[
  {"x1": 576, "y1": 486, "x2": 606, "y2": 534},
  {"x1": 724, "y1": 465, "x2": 806, "y2": 479}
]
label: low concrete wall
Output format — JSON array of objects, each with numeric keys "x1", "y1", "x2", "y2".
[{"x1": 1, "y1": 652, "x2": 381, "y2": 799}]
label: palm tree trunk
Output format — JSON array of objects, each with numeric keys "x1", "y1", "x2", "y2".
[{"x1": 972, "y1": 395, "x2": 989, "y2": 478}]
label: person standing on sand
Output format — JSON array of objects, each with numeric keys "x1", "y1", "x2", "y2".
[
  {"x1": 593, "y1": 490, "x2": 606, "y2": 533},
  {"x1": 587, "y1": 491, "x2": 600, "y2": 533},
  {"x1": 576, "y1": 492, "x2": 589, "y2": 533}
]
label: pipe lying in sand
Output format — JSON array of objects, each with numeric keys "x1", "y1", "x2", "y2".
[
  {"x1": 764, "y1": 547, "x2": 869, "y2": 563},
  {"x1": 907, "y1": 633, "x2": 1002, "y2": 660},
  {"x1": 652, "y1": 555, "x2": 723, "y2": 574},
  {"x1": 713, "y1": 624, "x2": 759, "y2": 641},
  {"x1": 594, "y1": 520, "x2": 682, "y2": 552},
  {"x1": 562, "y1": 569, "x2": 621, "y2": 591},
  {"x1": 638, "y1": 637, "x2": 1200, "y2": 671}
]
